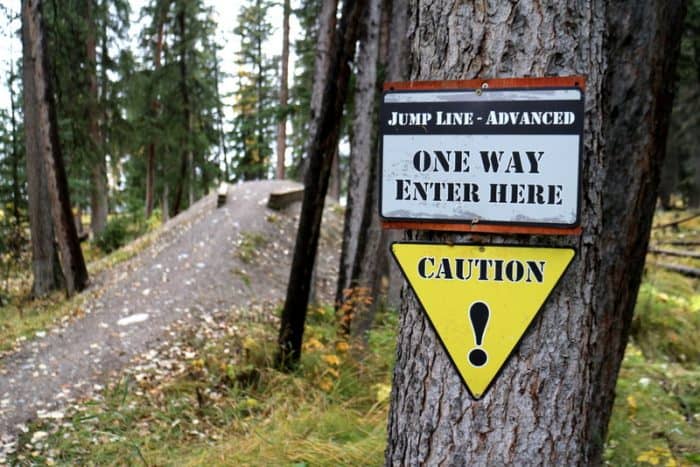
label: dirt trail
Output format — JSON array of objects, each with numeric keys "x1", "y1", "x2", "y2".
[{"x1": 0, "y1": 180, "x2": 341, "y2": 439}]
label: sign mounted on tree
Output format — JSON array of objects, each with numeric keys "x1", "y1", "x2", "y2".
[
  {"x1": 380, "y1": 77, "x2": 585, "y2": 235},
  {"x1": 391, "y1": 242, "x2": 576, "y2": 399}
]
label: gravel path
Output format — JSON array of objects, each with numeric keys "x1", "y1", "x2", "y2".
[{"x1": 0, "y1": 180, "x2": 341, "y2": 439}]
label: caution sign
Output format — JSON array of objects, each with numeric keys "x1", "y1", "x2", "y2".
[{"x1": 391, "y1": 243, "x2": 575, "y2": 399}]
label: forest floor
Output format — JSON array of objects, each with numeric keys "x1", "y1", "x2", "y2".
[
  {"x1": 0, "y1": 195, "x2": 698, "y2": 465},
  {"x1": 0, "y1": 180, "x2": 344, "y2": 459}
]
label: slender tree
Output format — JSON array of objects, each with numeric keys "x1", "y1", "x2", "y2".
[
  {"x1": 335, "y1": 0, "x2": 388, "y2": 338},
  {"x1": 277, "y1": 0, "x2": 368, "y2": 369},
  {"x1": 275, "y1": 0, "x2": 291, "y2": 179},
  {"x1": 86, "y1": 0, "x2": 108, "y2": 235},
  {"x1": 385, "y1": 1, "x2": 686, "y2": 465},
  {"x1": 22, "y1": 0, "x2": 88, "y2": 296},
  {"x1": 288, "y1": 0, "x2": 337, "y2": 179},
  {"x1": 144, "y1": 0, "x2": 168, "y2": 218}
]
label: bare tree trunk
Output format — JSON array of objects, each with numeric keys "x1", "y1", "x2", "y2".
[
  {"x1": 9, "y1": 62, "x2": 22, "y2": 232},
  {"x1": 383, "y1": 0, "x2": 410, "y2": 311},
  {"x1": 213, "y1": 45, "x2": 228, "y2": 182},
  {"x1": 277, "y1": 0, "x2": 368, "y2": 369},
  {"x1": 162, "y1": 184, "x2": 170, "y2": 221},
  {"x1": 172, "y1": 6, "x2": 190, "y2": 217},
  {"x1": 659, "y1": 149, "x2": 679, "y2": 209},
  {"x1": 385, "y1": 1, "x2": 686, "y2": 465},
  {"x1": 335, "y1": 0, "x2": 385, "y2": 339},
  {"x1": 22, "y1": 0, "x2": 89, "y2": 297},
  {"x1": 87, "y1": 0, "x2": 108, "y2": 236},
  {"x1": 22, "y1": 6, "x2": 61, "y2": 297},
  {"x1": 276, "y1": 0, "x2": 291, "y2": 179},
  {"x1": 298, "y1": 0, "x2": 338, "y2": 180},
  {"x1": 328, "y1": 146, "x2": 340, "y2": 200},
  {"x1": 145, "y1": 3, "x2": 167, "y2": 219}
]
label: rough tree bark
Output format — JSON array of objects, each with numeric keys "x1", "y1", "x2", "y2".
[
  {"x1": 275, "y1": 0, "x2": 291, "y2": 179},
  {"x1": 145, "y1": 2, "x2": 168, "y2": 219},
  {"x1": 385, "y1": 1, "x2": 686, "y2": 465},
  {"x1": 383, "y1": 0, "x2": 409, "y2": 311},
  {"x1": 277, "y1": 0, "x2": 367, "y2": 369},
  {"x1": 335, "y1": 0, "x2": 387, "y2": 339},
  {"x1": 87, "y1": 0, "x2": 108, "y2": 236},
  {"x1": 9, "y1": 62, "x2": 22, "y2": 232},
  {"x1": 22, "y1": 0, "x2": 89, "y2": 296},
  {"x1": 298, "y1": 0, "x2": 338, "y2": 181},
  {"x1": 172, "y1": 5, "x2": 190, "y2": 217},
  {"x1": 22, "y1": 2, "x2": 62, "y2": 297}
]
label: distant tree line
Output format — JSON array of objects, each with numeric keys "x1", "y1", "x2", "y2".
[{"x1": 0, "y1": 0, "x2": 359, "y2": 298}]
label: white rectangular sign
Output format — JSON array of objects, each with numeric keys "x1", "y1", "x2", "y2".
[{"x1": 379, "y1": 87, "x2": 584, "y2": 228}]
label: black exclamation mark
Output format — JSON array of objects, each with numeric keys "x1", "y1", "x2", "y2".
[{"x1": 468, "y1": 301, "x2": 490, "y2": 367}]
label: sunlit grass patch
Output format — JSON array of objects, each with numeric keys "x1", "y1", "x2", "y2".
[{"x1": 605, "y1": 344, "x2": 700, "y2": 466}]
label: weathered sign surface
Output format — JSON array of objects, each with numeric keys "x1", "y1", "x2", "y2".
[{"x1": 380, "y1": 84, "x2": 584, "y2": 230}]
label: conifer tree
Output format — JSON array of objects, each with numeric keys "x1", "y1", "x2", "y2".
[{"x1": 231, "y1": 0, "x2": 279, "y2": 181}]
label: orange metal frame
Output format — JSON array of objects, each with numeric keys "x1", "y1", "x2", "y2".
[{"x1": 380, "y1": 75, "x2": 585, "y2": 236}]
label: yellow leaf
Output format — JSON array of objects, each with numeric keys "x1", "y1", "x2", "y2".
[
  {"x1": 326, "y1": 368, "x2": 339, "y2": 379},
  {"x1": 335, "y1": 341, "x2": 350, "y2": 353},
  {"x1": 627, "y1": 395, "x2": 637, "y2": 410},
  {"x1": 243, "y1": 337, "x2": 257, "y2": 350},
  {"x1": 319, "y1": 378, "x2": 333, "y2": 392},
  {"x1": 303, "y1": 337, "x2": 325, "y2": 351},
  {"x1": 322, "y1": 354, "x2": 341, "y2": 366},
  {"x1": 373, "y1": 383, "x2": 391, "y2": 403}
]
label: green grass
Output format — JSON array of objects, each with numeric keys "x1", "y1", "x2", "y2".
[
  {"x1": 237, "y1": 232, "x2": 268, "y2": 264},
  {"x1": 0, "y1": 214, "x2": 162, "y2": 354},
  {"x1": 3, "y1": 209, "x2": 699, "y2": 465},
  {"x1": 604, "y1": 211, "x2": 700, "y2": 466},
  {"x1": 8, "y1": 305, "x2": 396, "y2": 466},
  {"x1": 0, "y1": 291, "x2": 88, "y2": 354}
]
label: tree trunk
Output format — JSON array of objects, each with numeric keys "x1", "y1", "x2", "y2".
[
  {"x1": 213, "y1": 45, "x2": 228, "y2": 182},
  {"x1": 277, "y1": 0, "x2": 368, "y2": 369},
  {"x1": 335, "y1": 0, "x2": 385, "y2": 339},
  {"x1": 172, "y1": 6, "x2": 190, "y2": 217},
  {"x1": 9, "y1": 62, "x2": 22, "y2": 232},
  {"x1": 276, "y1": 0, "x2": 291, "y2": 179},
  {"x1": 86, "y1": 0, "x2": 108, "y2": 236},
  {"x1": 328, "y1": 146, "x2": 340, "y2": 200},
  {"x1": 658, "y1": 148, "x2": 679, "y2": 209},
  {"x1": 385, "y1": 1, "x2": 686, "y2": 465},
  {"x1": 298, "y1": 0, "x2": 338, "y2": 180},
  {"x1": 22, "y1": 0, "x2": 89, "y2": 297},
  {"x1": 22, "y1": 4, "x2": 61, "y2": 298},
  {"x1": 145, "y1": 3, "x2": 167, "y2": 219},
  {"x1": 688, "y1": 153, "x2": 700, "y2": 208},
  {"x1": 382, "y1": 0, "x2": 410, "y2": 311}
]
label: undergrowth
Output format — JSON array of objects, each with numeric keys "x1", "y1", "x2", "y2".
[
  {"x1": 2, "y1": 209, "x2": 699, "y2": 465},
  {"x1": 8, "y1": 305, "x2": 397, "y2": 466},
  {"x1": 604, "y1": 211, "x2": 700, "y2": 466}
]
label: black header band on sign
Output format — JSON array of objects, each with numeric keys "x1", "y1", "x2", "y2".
[{"x1": 380, "y1": 99, "x2": 584, "y2": 136}]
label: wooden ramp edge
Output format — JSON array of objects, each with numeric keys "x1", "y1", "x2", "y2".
[{"x1": 268, "y1": 187, "x2": 305, "y2": 210}]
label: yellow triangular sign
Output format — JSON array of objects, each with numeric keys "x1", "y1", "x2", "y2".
[{"x1": 392, "y1": 243, "x2": 575, "y2": 399}]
